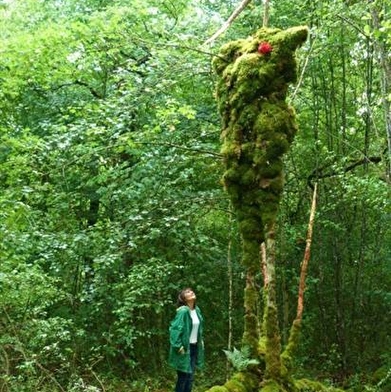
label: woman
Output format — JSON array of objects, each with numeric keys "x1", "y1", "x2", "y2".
[{"x1": 169, "y1": 288, "x2": 204, "y2": 392}]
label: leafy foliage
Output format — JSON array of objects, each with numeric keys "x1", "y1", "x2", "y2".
[{"x1": 0, "y1": 0, "x2": 389, "y2": 390}]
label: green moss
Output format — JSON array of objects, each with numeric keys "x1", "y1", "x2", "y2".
[
  {"x1": 208, "y1": 371, "x2": 258, "y2": 392},
  {"x1": 258, "y1": 336, "x2": 267, "y2": 355},
  {"x1": 211, "y1": 371, "x2": 258, "y2": 392},
  {"x1": 242, "y1": 324, "x2": 259, "y2": 353},
  {"x1": 260, "y1": 379, "x2": 286, "y2": 392},
  {"x1": 263, "y1": 302, "x2": 282, "y2": 380},
  {"x1": 281, "y1": 319, "x2": 302, "y2": 371},
  {"x1": 244, "y1": 284, "x2": 258, "y2": 305},
  {"x1": 214, "y1": 25, "x2": 308, "y2": 253},
  {"x1": 294, "y1": 379, "x2": 345, "y2": 392},
  {"x1": 242, "y1": 274, "x2": 260, "y2": 355},
  {"x1": 232, "y1": 372, "x2": 259, "y2": 391},
  {"x1": 239, "y1": 219, "x2": 262, "y2": 238},
  {"x1": 225, "y1": 379, "x2": 247, "y2": 392},
  {"x1": 207, "y1": 387, "x2": 229, "y2": 392}
]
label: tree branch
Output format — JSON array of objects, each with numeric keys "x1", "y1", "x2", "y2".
[
  {"x1": 281, "y1": 185, "x2": 318, "y2": 364},
  {"x1": 203, "y1": 0, "x2": 253, "y2": 46},
  {"x1": 263, "y1": 0, "x2": 270, "y2": 28},
  {"x1": 297, "y1": 183, "x2": 318, "y2": 321},
  {"x1": 290, "y1": 37, "x2": 316, "y2": 103},
  {"x1": 133, "y1": 141, "x2": 222, "y2": 157},
  {"x1": 307, "y1": 156, "x2": 382, "y2": 188}
]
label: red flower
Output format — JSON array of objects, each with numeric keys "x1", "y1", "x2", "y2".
[{"x1": 258, "y1": 42, "x2": 273, "y2": 55}]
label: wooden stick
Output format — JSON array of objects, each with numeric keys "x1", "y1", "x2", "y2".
[
  {"x1": 263, "y1": 0, "x2": 270, "y2": 28},
  {"x1": 296, "y1": 183, "x2": 318, "y2": 321},
  {"x1": 203, "y1": 0, "x2": 253, "y2": 45}
]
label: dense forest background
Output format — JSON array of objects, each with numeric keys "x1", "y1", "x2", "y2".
[{"x1": 0, "y1": 0, "x2": 390, "y2": 391}]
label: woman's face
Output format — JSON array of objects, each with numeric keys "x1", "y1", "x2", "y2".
[{"x1": 183, "y1": 288, "x2": 196, "y2": 303}]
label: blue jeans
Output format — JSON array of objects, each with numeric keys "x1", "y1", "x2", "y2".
[{"x1": 175, "y1": 344, "x2": 198, "y2": 392}]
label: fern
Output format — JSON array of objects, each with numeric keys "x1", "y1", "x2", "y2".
[
  {"x1": 223, "y1": 346, "x2": 259, "y2": 371},
  {"x1": 377, "y1": 367, "x2": 391, "y2": 390}
]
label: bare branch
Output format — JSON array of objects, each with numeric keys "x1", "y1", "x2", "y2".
[
  {"x1": 290, "y1": 37, "x2": 316, "y2": 103},
  {"x1": 296, "y1": 183, "x2": 318, "y2": 321},
  {"x1": 203, "y1": 0, "x2": 253, "y2": 46},
  {"x1": 307, "y1": 155, "x2": 382, "y2": 188},
  {"x1": 263, "y1": 0, "x2": 270, "y2": 28}
]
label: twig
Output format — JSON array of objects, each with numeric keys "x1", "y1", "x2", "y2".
[
  {"x1": 132, "y1": 141, "x2": 221, "y2": 157},
  {"x1": 0, "y1": 345, "x2": 10, "y2": 376},
  {"x1": 336, "y1": 14, "x2": 367, "y2": 37},
  {"x1": 307, "y1": 155, "x2": 382, "y2": 188},
  {"x1": 35, "y1": 362, "x2": 66, "y2": 392},
  {"x1": 203, "y1": 0, "x2": 253, "y2": 45},
  {"x1": 2, "y1": 306, "x2": 65, "y2": 392},
  {"x1": 132, "y1": 35, "x2": 222, "y2": 59},
  {"x1": 90, "y1": 368, "x2": 106, "y2": 392},
  {"x1": 263, "y1": 0, "x2": 270, "y2": 28},
  {"x1": 290, "y1": 36, "x2": 316, "y2": 102},
  {"x1": 57, "y1": 140, "x2": 221, "y2": 172}
]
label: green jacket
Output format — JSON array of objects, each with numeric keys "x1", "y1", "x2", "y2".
[{"x1": 169, "y1": 305, "x2": 205, "y2": 373}]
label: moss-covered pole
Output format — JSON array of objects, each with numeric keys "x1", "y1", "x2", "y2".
[{"x1": 263, "y1": 224, "x2": 282, "y2": 380}]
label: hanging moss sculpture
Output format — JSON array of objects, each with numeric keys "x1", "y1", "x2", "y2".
[
  {"x1": 213, "y1": 25, "x2": 308, "y2": 268},
  {"x1": 208, "y1": 26, "x2": 346, "y2": 392},
  {"x1": 213, "y1": 24, "x2": 309, "y2": 365}
]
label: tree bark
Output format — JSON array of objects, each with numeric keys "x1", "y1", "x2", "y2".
[
  {"x1": 281, "y1": 184, "x2": 318, "y2": 374},
  {"x1": 297, "y1": 183, "x2": 318, "y2": 321}
]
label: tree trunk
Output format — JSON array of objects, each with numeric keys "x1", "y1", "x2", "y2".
[
  {"x1": 226, "y1": 207, "x2": 234, "y2": 380},
  {"x1": 370, "y1": 3, "x2": 391, "y2": 180}
]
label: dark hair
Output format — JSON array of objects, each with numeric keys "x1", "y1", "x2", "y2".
[{"x1": 176, "y1": 287, "x2": 195, "y2": 308}]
